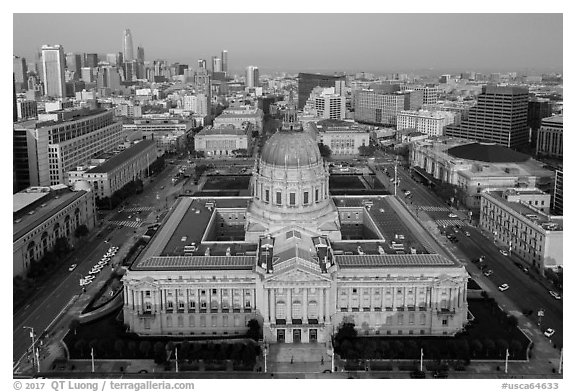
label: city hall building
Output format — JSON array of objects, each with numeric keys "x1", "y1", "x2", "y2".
[{"x1": 122, "y1": 101, "x2": 469, "y2": 343}]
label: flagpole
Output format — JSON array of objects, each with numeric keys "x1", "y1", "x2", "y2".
[
  {"x1": 175, "y1": 347, "x2": 179, "y2": 373},
  {"x1": 91, "y1": 347, "x2": 95, "y2": 373},
  {"x1": 505, "y1": 348, "x2": 509, "y2": 374},
  {"x1": 420, "y1": 348, "x2": 423, "y2": 372}
]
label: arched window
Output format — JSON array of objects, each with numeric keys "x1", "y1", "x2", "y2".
[
  {"x1": 276, "y1": 301, "x2": 286, "y2": 320},
  {"x1": 308, "y1": 301, "x2": 318, "y2": 319},
  {"x1": 292, "y1": 301, "x2": 302, "y2": 319},
  {"x1": 27, "y1": 241, "x2": 36, "y2": 263},
  {"x1": 41, "y1": 232, "x2": 49, "y2": 254},
  {"x1": 64, "y1": 215, "x2": 71, "y2": 236}
]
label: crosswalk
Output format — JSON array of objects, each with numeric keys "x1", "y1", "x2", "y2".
[
  {"x1": 420, "y1": 206, "x2": 451, "y2": 212},
  {"x1": 109, "y1": 220, "x2": 143, "y2": 228},
  {"x1": 121, "y1": 206, "x2": 155, "y2": 212},
  {"x1": 435, "y1": 219, "x2": 465, "y2": 227}
]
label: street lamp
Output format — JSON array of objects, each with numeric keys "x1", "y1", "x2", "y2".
[
  {"x1": 23, "y1": 326, "x2": 39, "y2": 372},
  {"x1": 537, "y1": 309, "x2": 545, "y2": 328}
]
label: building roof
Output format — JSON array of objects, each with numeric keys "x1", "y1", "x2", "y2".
[
  {"x1": 196, "y1": 126, "x2": 248, "y2": 136},
  {"x1": 13, "y1": 189, "x2": 87, "y2": 242},
  {"x1": 133, "y1": 256, "x2": 254, "y2": 270},
  {"x1": 447, "y1": 143, "x2": 530, "y2": 163},
  {"x1": 541, "y1": 115, "x2": 563, "y2": 125},
  {"x1": 85, "y1": 139, "x2": 156, "y2": 174},
  {"x1": 337, "y1": 254, "x2": 455, "y2": 268}
]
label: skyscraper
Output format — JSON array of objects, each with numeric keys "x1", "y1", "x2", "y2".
[
  {"x1": 197, "y1": 59, "x2": 207, "y2": 69},
  {"x1": 298, "y1": 73, "x2": 346, "y2": 110},
  {"x1": 221, "y1": 50, "x2": 228, "y2": 74},
  {"x1": 84, "y1": 53, "x2": 98, "y2": 68},
  {"x1": 212, "y1": 56, "x2": 222, "y2": 73},
  {"x1": 65, "y1": 53, "x2": 82, "y2": 80},
  {"x1": 137, "y1": 46, "x2": 145, "y2": 63},
  {"x1": 41, "y1": 44, "x2": 66, "y2": 98},
  {"x1": 444, "y1": 85, "x2": 529, "y2": 148},
  {"x1": 246, "y1": 65, "x2": 259, "y2": 88},
  {"x1": 123, "y1": 29, "x2": 134, "y2": 61},
  {"x1": 13, "y1": 56, "x2": 28, "y2": 92}
]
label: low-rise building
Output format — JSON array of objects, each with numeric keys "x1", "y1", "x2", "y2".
[
  {"x1": 13, "y1": 183, "x2": 97, "y2": 277},
  {"x1": 194, "y1": 123, "x2": 253, "y2": 157},
  {"x1": 213, "y1": 106, "x2": 264, "y2": 133},
  {"x1": 303, "y1": 87, "x2": 346, "y2": 120},
  {"x1": 16, "y1": 99, "x2": 38, "y2": 120},
  {"x1": 67, "y1": 140, "x2": 157, "y2": 199},
  {"x1": 397, "y1": 110, "x2": 460, "y2": 137},
  {"x1": 536, "y1": 115, "x2": 563, "y2": 158},
  {"x1": 310, "y1": 119, "x2": 370, "y2": 156},
  {"x1": 410, "y1": 138, "x2": 554, "y2": 210},
  {"x1": 122, "y1": 116, "x2": 194, "y2": 153},
  {"x1": 480, "y1": 189, "x2": 562, "y2": 274}
]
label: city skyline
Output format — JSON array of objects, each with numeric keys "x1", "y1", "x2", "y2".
[{"x1": 13, "y1": 13, "x2": 563, "y2": 75}]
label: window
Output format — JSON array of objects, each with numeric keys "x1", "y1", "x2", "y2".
[
  {"x1": 304, "y1": 192, "x2": 309, "y2": 204},
  {"x1": 276, "y1": 192, "x2": 282, "y2": 205},
  {"x1": 145, "y1": 290, "x2": 151, "y2": 297},
  {"x1": 289, "y1": 193, "x2": 296, "y2": 205},
  {"x1": 265, "y1": 189, "x2": 270, "y2": 202},
  {"x1": 212, "y1": 289, "x2": 217, "y2": 295},
  {"x1": 442, "y1": 319, "x2": 448, "y2": 326},
  {"x1": 315, "y1": 189, "x2": 319, "y2": 202},
  {"x1": 211, "y1": 315, "x2": 217, "y2": 327}
]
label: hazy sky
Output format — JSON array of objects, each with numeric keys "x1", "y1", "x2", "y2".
[{"x1": 13, "y1": 13, "x2": 563, "y2": 74}]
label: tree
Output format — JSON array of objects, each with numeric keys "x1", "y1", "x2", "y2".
[
  {"x1": 335, "y1": 322, "x2": 357, "y2": 344},
  {"x1": 74, "y1": 224, "x2": 89, "y2": 238},
  {"x1": 506, "y1": 315, "x2": 519, "y2": 331},
  {"x1": 246, "y1": 318, "x2": 261, "y2": 340},
  {"x1": 318, "y1": 143, "x2": 332, "y2": 159},
  {"x1": 114, "y1": 339, "x2": 125, "y2": 358},
  {"x1": 54, "y1": 237, "x2": 70, "y2": 256},
  {"x1": 74, "y1": 339, "x2": 87, "y2": 358},
  {"x1": 153, "y1": 341, "x2": 166, "y2": 364},
  {"x1": 139, "y1": 341, "x2": 152, "y2": 358},
  {"x1": 69, "y1": 318, "x2": 80, "y2": 335},
  {"x1": 483, "y1": 338, "x2": 496, "y2": 358},
  {"x1": 358, "y1": 145, "x2": 376, "y2": 157},
  {"x1": 496, "y1": 339, "x2": 509, "y2": 358},
  {"x1": 470, "y1": 339, "x2": 483, "y2": 358},
  {"x1": 179, "y1": 341, "x2": 191, "y2": 360},
  {"x1": 127, "y1": 341, "x2": 137, "y2": 358},
  {"x1": 509, "y1": 340, "x2": 523, "y2": 359}
]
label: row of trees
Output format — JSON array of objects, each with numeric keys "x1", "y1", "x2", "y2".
[
  {"x1": 96, "y1": 179, "x2": 144, "y2": 210},
  {"x1": 70, "y1": 338, "x2": 260, "y2": 366}
]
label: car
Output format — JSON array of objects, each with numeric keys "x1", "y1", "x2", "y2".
[
  {"x1": 483, "y1": 270, "x2": 493, "y2": 277},
  {"x1": 499, "y1": 250, "x2": 509, "y2": 256},
  {"x1": 544, "y1": 328, "x2": 555, "y2": 338},
  {"x1": 448, "y1": 213, "x2": 458, "y2": 218},
  {"x1": 404, "y1": 191, "x2": 411, "y2": 196},
  {"x1": 68, "y1": 264, "x2": 78, "y2": 271},
  {"x1": 549, "y1": 291, "x2": 561, "y2": 300},
  {"x1": 84, "y1": 275, "x2": 95, "y2": 281},
  {"x1": 465, "y1": 231, "x2": 470, "y2": 237},
  {"x1": 128, "y1": 215, "x2": 132, "y2": 219},
  {"x1": 101, "y1": 257, "x2": 111, "y2": 262},
  {"x1": 498, "y1": 284, "x2": 509, "y2": 291},
  {"x1": 453, "y1": 228, "x2": 459, "y2": 233},
  {"x1": 522, "y1": 267, "x2": 529, "y2": 274}
]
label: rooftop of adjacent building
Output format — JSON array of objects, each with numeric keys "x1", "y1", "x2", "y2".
[
  {"x1": 13, "y1": 108, "x2": 108, "y2": 129},
  {"x1": 484, "y1": 190, "x2": 562, "y2": 231},
  {"x1": 196, "y1": 124, "x2": 250, "y2": 136},
  {"x1": 83, "y1": 139, "x2": 156, "y2": 174},
  {"x1": 447, "y1": 142, "x2": 530, "y2": 163},
  {"x1": 399, "y1": 109, "x2": 456, "y2": 119},
  {"x1": 541, "y1": 115, "x2": 563, "y2": 125},
  {"x1": 13, "y1": 185, "x2": 89, "y2": 242}
]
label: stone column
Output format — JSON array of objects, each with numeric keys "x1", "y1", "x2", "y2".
[
  {"x1": 217, "y1": 288, "x2": 222, "y2": 311},
  {"x1": 303, "y1": 288, "x2": 308, "y2": 322},
  {"x1": 241, "y1": 289, "x2": 245, "y2": 310},
  {"x1": 270, "y1": 289, "x2": 276, "y2": 323},
  {"x1": 286, "y1": 288, "x2": 292, "y2": 321},
  {"x1": 348, "y1": 287, "x2": 352, "y2": 311},
  {"x1": 185, "y1": 289, "x2": 190, "y2": 312},
  {"x1": 319, "y1": 288, "x2": 324, "y2": 321},
  {"x1": 392, "y1": 286, "x2": 396, "y2": 308}
]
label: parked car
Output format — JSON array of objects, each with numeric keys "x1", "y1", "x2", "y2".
[
  {"x1": 549, "y1": 291, "x2": 561, "y2": 300},
  {"x1": 448, "y1": 213, "x2": 458, "y2": 218},
  {"x1": 499, "y1": 249, "x2": 509, "y2": 256},
  {"x1": 68, "y1": 264, "x2": 78, "y2": 272},
  {"x1": 483, "y1": 270, "x2": 493, "y2": 277},
  {"x1": 498, "y1": 283, "x2": 510, "y2": 291},
  {"x1": 544, "y1": 328, "x2": 555, "y2": 338},
  {"x1": 465, "y1": 231, "x2": 470, "y2": 237}
]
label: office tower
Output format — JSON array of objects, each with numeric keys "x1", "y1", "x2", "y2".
[
  {"x1": 528, "y1": 97, "x2": 553, "y2": 146},
  {"x1": 84, "y1": 53, "x2": 98, "y2": 68},
  {"x1": 123, "y1": 29, "x2": 134, "y2": 61},
  {"x1": 298, "y1": 73, "x2": 346, "y2": 109},
  {"x1": 123, "y1": 61, "x2": 138, "y2": 81},
  {"x1": 246, "y1": 65, "x2": 259, "y2": 88},
  {"x1": 65, "y1": 53, "x2": 82, "y2": 80},
  {"x1": 198, "y1": 59, "x2": 207, "y2": 69},
  {"x1": 552, "y1": 170, "x2": 563, "y2": 216},
  {"x1": 444, "y1": 85, "x2": 529, "y2": 148},
  {"x1": 137, "y1": 46, "x2": 145, "y2": 62},
  {"x1": 13, "y1": 108, "x2": 123, "y2": 187},
  {"x1": 354, "y1": 90, "x2": 410, "y2": 126},
  {"x1": 105, "y1": 53, "x2": 118, "y2": 66},
  {"x1": 117, "y1": 52, "x2": 124, "y2": 67},
  {"x1": 41, "y1": 44, "x2": 66, "y2": 98},
  {"x1": 13, "y1": 74, "x2": 17, "y2": 122},
  {"x1": 536, "y1": 115, "x2": 563, "y2": 158},
  {"x1": 439, "y1": 74, "x2": 451, "y2": 83},
  {"x1": 193, "y1": 68, "x2": 211, "y2": 115},
  {"x1": 305, "y1": 87, "x2": 346, "y2": 120},
  {"x1": 221, "y1": 50, "x2": 228, "y2": 74},
  {"x1": 13, "y1": 56, "x2": 28, "y2": 91},
  {"x1": 414, "y1": 84, "x2": 439, "y2": 105},
  {"x1": 212, "y1": 56, "x2": 222, "y2": 73},
  {"x1": 97, "y1": 66, "x2": 121, "y2": 91},
  {"x1": 81, "y1": 67, "x2": 94, "y2": 83}
]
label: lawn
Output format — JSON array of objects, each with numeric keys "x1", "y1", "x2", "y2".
[
  {"x1": 334, "y1": 298, "x2": 530, "y2": 361},
  {"x1": 329, "y1": 175, "x2": 366, "y2": 189},
  {"x1": 203, "y1": 176, "x2": 250, "y2": 190}
]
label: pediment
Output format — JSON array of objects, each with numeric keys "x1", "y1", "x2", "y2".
[
  {"x1": 266, "y1": 266, "x2": 331, "y2": 284},
  {"x1": 133, "y1": 276, "x2": 159, "y2": 288}
]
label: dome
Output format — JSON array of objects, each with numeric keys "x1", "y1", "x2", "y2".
[
  {"x1": 260, "y1": 131, "x2": 322, "y2": 167},
  {"x1": 447, "y1": 143, "x2": 530, "y2": 163}
]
